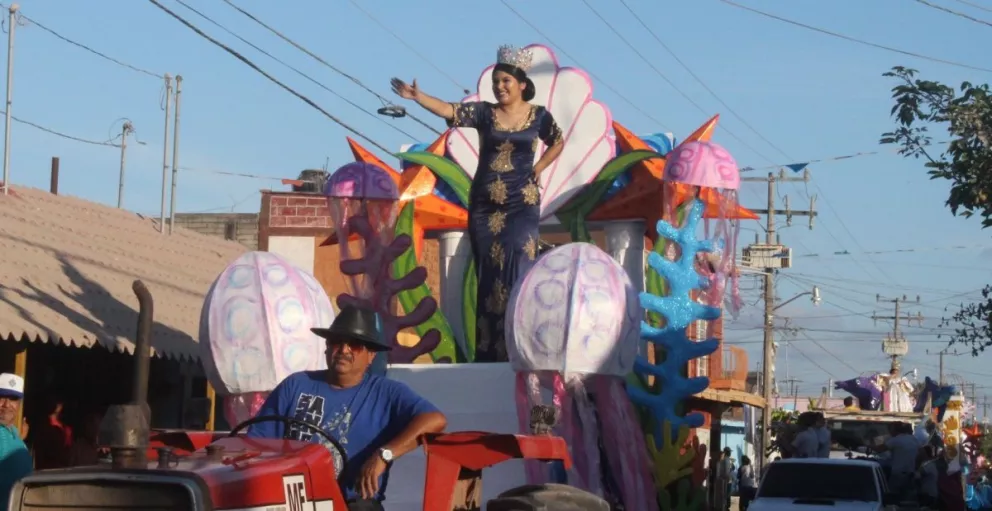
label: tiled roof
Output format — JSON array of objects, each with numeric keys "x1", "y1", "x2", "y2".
[{"x1": 0, "y1": 185, "x2": 249, "y2": 360}]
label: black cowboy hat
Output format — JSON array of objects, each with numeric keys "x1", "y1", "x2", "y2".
[{"x1": 311, "y1": 305, "x2": 392, "y2": 352}]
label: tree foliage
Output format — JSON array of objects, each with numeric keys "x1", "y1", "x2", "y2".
[{"x1": 881, "y1": 66, "x2": 992, "y2": 354}]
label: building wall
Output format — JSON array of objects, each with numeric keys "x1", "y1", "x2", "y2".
[
  {"x1": 258, "y1": 191, "x2": 441, "y2": 305},
  {"x1": 173, "y1": 213, "x2": 259, "y2": 250}
]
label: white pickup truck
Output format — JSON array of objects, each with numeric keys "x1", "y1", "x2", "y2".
[{"x1": 750, "y1": 458, "x2": 899, "y2": 511}]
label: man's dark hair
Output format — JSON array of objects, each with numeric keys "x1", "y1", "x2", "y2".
[{"x1": 843, "y1": 396, "x2": 854, "y2": 406}]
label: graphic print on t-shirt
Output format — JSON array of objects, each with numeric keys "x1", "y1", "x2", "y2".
[{"x1": 290, "y1": 392, "x2": 353, "y2": 475}]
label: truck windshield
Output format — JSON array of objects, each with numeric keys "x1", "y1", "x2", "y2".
[{"x1": 759, "y1": 464, "x2": 879, "y2": 502}]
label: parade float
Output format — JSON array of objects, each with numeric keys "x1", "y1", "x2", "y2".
[{"x1": 202, "y1": 44, "x2": 763, "y2": 510}]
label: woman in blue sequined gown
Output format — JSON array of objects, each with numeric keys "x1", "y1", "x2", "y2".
[{"x1": 391, "y1": 46, "x2": 564, "y2": 362}]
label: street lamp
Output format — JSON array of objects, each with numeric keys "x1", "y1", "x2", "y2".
[{"x1": 773, "y1": 286, "x2": 821, "y2": 312}]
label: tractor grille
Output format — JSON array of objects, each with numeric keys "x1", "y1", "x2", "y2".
[{"x1": 15, "y1": 480, "x2": 195, "y2": 510}]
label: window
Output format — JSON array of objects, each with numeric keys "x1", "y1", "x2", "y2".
[{"x1": 758, "y1": 464, "x2": 879, "y2": 502}]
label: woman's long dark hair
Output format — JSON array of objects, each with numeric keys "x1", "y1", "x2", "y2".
[{"x1": 494, "y1": 62, "x2": 535, "y2": 102}]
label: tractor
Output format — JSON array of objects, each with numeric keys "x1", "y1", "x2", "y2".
[{"x1": 8, "y1": 281, "x2": 608, "y2": 511}]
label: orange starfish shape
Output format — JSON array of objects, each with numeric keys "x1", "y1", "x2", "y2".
[
  {"x1": 588, "y1": 116, "x2": 755, "y2": 242},
  {"x1": 963, "y1": 423, "x2": 983, "y2": 439},
  {"x1": 341, "y1": 136, "x2": 468, "y2": 260}
]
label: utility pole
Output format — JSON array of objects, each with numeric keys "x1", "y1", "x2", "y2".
[
  {"x1": 873, "y1": 295, "x2": 923, "y2": 370},
  {"x1": 783, "y1": 378, "x2": 803, "y2": 409},
  {"x1": 1, "y1": 4, "x2": 18, "y2": 196},
  {"x1": 741, "y1": 169, "x2": 818, "y2": 467},
  {"x1": 117, "y1": 121, "x2": 133, "y2": 209},
  {"x1": 983, "y1": 396, "x2": 988, "y2": 423},
  {"x1": 927, "y1": 346, "x2": 960, "y2": 385},
  {"x1": 159, "y1": 73, "x2": 172, "y2": 234},
  {"x1": 168, "y1": 75, "x2": 182, "y2": 234}
]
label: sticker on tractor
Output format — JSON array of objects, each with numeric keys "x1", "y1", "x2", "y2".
[
  {"x1": 278, "y1": 475, "x2": 334, "y2": 511},
  {"x1": 283, "y1": 475, "x2": 309, "y2": 511}
]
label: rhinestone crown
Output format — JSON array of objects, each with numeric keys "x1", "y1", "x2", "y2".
[{"x1": 496, "y1": 44, "x2": 534, "y2": 72}]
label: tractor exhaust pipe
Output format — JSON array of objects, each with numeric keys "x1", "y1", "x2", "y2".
[{"x1": 98, "y1": 280, "x2": 154, "y2": 469}]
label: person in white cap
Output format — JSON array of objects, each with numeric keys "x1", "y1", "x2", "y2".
[{"x1": 0, "y1": 372, "x2": 32, "y2": 506}]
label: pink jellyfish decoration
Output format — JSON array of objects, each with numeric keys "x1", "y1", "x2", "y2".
[
  {"x1": 324, "y1": 162, "x2": 440, "y2": 362},
  {"x1": 663, "y1": 140, "x2": 745, "y2": 317},
  {"x1": 505, "y1": 242, "x2": 654, "y2": 510},
  {"x1": 199, "y1": 251, "x2": 335, "y2": 426}
]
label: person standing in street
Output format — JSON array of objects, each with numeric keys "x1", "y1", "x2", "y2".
[
  {"x1": 738, "y1": 455, "x2": 757, "y2": 511},
  {"x1": 0, "y1": 373, "x2": 32, "y2": 506}
]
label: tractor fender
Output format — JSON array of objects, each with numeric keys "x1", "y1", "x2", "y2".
[{"x1": 486, "y1": 483, "x2": 609, "y2": 511}]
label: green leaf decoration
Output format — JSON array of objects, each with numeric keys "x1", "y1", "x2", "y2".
[
  {"x1": 391, "y1": 201, "x2": 460, "y2": 363},
  {"x1": 461, "y1": 259, "x2": 477, "y2": 362},
  {"x1": 555, "y1": 149, "x2": 664, "y2": 243},
  {"x1": 395, "y1": 151, "x2": 471, "y2": 208}
]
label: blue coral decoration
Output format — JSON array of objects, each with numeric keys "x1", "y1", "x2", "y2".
[{"x1": 628, "y1": 199, "x2": 721, "y2": 438}]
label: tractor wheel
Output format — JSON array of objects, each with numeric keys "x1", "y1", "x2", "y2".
[{"x1": 486, "y1": 483, "x2": 610, "y2": 511}]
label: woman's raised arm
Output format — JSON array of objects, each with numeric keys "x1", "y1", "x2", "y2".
[{"x1": 391, "y1": 78, "x2": 454, "y2": 120}]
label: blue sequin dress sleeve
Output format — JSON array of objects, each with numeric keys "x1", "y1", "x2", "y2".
[{"x1": 448, "y1": 101, "x2": 563, "y2": 361}]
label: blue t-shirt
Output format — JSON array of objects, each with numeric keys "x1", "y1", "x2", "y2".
[
  {"x1": 0, "y1": 424, "x2": 32, "y2": 506},
  {"x1": 246, "y1": 371, "x2": 439, "y2": 501}
]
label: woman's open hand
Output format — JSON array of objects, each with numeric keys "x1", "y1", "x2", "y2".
[{"x1": 391, "y1": 78, "x2": 419, "y2": 100}]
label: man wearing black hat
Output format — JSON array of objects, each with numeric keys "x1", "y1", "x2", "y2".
[{"x1": 247, "y1": 305, "x2": 447, "y2": 509}]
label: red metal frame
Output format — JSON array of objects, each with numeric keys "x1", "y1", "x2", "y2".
[{"x1": 420, "y1": 432, "x2": 572, "y2": 511}]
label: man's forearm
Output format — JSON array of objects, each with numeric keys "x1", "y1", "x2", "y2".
[{"x1": 383, "y1": 412, "x2": 447, "y2": 458}]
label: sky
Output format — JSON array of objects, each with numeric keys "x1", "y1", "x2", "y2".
[{"x1": 3, "y1": 0, "x2": 991, "y2": 406}]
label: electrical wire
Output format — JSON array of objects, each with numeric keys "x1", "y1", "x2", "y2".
[
  {"x1": 950, "y1": 0, "x2": 992, "y2": 13},
  {"x1": 0, "y1": 109, "x2": 120, "y2": 147},
  {"x1": 216, "y1": 0, "x2": 442, "y2": 136},
  {"x1": 172, "y1": 0, "x2": 420, "y2": 141},
  {"x1": 579, "y1": 0, "x2": 780, "y2": 164},
  {"x1": 346, "y1": 0, "x2": 470, "y2": 95},
  {"x1": 179, "y1": 166, "x2": 284, "y2": 181},
  {"x1": 616, "y1": 0, "x2": 793, "y2": 162},
  {"x1": 0, "y1": 3, "x2": 163, "y2": 79},
  {"x1": 718, "y1": 0, "x2": 992, "y2": 73},
  {"x1": 913, "y1": 0, "x2": 992, "y2": 28},
  {"x1": 498, "y1": 0, "x2": 674, "y2": 132},
  {"x1": 146, "y1": 0, "x2": 395, "y2": 154}
]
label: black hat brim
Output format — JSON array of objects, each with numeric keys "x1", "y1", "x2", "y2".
[{"x1": 311, "y1": 327, "x2": 392, "y2": 352}]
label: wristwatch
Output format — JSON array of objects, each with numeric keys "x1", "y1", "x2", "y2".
[{"x1": 379, "y1": 448, "x2": 394, "y2": 462}]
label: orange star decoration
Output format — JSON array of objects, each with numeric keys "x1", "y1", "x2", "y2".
[
  {"x1": 588, "y1": 115, "x2": 757, "y2": 244},
  {"x1": 343, "y1": 136, "x2": 468, "y2": 260},
  {"x1": 963, "y1": 423, "x2": 984, "y2": 440}
]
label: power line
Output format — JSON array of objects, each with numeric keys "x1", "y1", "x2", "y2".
[
  {"x1": 217, "y1": 0, "x2": 442, "y2": 136},
  {"x1": 616, "y1": 0, "x2": 792, "y2": 161},
  {"x1": 172, "y1": 0, "x2": 420, "y2": 141},
  {"x1": 718, "y1": 0, "x2": 992, "y2": 73},
  {"x1": 0, "y1": 109, "x2": 120, "y2": 147},
  {"x1": 346, "y1": 0, "x2": 470, "y2": 95},
  {"x1": 179, "y1": 166, "x2": 283, "y2": 181},
  {"x1": 0, "y1": 3, "x2": 162, "y2": 79},
  {"x1": 146, "y1": 0, "x2": 394, "y2": 154},
  {"x1": 949, "y1": 0, "x2": 992, "y2": 13},
  {"x1": 914, "y1": 0, "x2": 992, "y2": 28},
  {"x1": 498, "y1": 0, "x2": 673, "y2": 132},
  {"x1": 580, "y1": 0, "x2": 780, "y2": 164}
]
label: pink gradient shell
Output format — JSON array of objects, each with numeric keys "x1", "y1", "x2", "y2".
[
  {"x1": 199, "y1": 251, "x2": 334, "y2": 395},
  {"x1": 663, "y1": 140, "x2": 740, "y2": 190},
  {"x1": 446, "y1": 44, "x2": 614, "y2": 221},
  {"x1": 324, "y1": 161, "x2": 399, "y2": 200},
  {"x1": 505, "y1": 243, "x2": 641, "y2": 376}
]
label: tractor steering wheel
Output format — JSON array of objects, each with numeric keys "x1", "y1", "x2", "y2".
[{"x1": 228, "y1": 415, "x2": 349, "y2": 474}]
